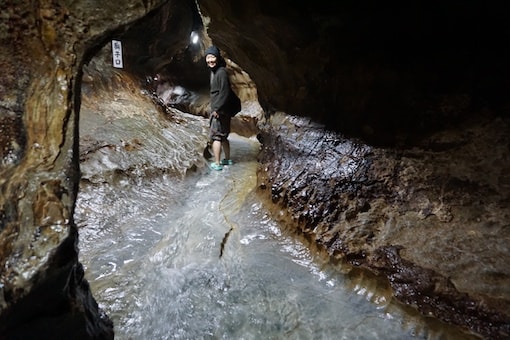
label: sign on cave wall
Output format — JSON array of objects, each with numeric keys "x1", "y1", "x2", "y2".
[{"x1": 112, "y1": 40, "x2": 123, "y2": 69}]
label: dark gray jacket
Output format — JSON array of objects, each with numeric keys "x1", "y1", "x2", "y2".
[{"x1": 210, "y1": 66, "x2": 231, "y2": 114}]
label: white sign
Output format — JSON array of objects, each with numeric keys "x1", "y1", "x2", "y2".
[{"x1": 112, "y1": 40, "x2": 123, "y2": 69}]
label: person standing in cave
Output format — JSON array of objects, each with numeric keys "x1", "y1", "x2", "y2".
[{"x1": 205, "y1": 45, "x2": 234, "y2": 171}]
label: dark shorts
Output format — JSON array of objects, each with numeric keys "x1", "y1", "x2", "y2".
[{"x1": 209, "y1": 112, "x2": 231, "y2": 141}]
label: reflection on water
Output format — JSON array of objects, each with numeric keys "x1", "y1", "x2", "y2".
[{"x1": 76, "y1": 134, "x2": 459, "y2": 339}]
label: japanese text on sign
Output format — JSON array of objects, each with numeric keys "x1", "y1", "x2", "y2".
[{"x1": 112, "y1": 40, "x2": 123, "y2": 69}]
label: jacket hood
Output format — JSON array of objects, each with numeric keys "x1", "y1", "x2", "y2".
[{"x1": 205, "y1": 45, "x2": 221, "y2": 58}]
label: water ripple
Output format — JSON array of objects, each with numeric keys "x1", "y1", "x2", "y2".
[{"x1": 77, "y1": 133, "x2": 464, "y2": 339}]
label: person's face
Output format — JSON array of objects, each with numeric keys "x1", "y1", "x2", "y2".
[{"x1": 206, "y1": 54, "x2": 217, "y2": 69}]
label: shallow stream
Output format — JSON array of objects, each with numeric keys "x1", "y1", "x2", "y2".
[{"x1": 76, "y1": 133, "x2": 459, "y2": 339}]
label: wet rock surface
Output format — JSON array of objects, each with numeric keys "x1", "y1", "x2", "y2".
[
  {"x1": 2, "y1": 0, "x2": 510, "y2": 338},
  {"x1": 257, "y1": 112, "x2": 510, "y2": 338},
  {"x1": 80, "y1": 53, "x2": 210, "y2": 184},
  {"x1": 0, "y1": 0, "x2": 167, "y2": 338}
]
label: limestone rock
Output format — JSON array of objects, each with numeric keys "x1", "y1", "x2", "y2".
[
  {"x1": 0, "y1": 0, "x2": 167, "y2": 337},
  {"x1": 257, "y1": 112, "x2": 510, "y2": 338},
  {"x1": 2, "y1": 0, "x2": 510, "y2": 338}
]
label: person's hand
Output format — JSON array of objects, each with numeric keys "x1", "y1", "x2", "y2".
[{"x1": 212, "y1": 111, "x2": 219, "y2": 118}]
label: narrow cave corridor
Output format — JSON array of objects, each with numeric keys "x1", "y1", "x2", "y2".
[{"x1": 1, "y1": 1, "x2": 509, "y2": 339}]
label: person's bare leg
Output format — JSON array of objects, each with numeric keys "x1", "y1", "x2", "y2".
[
  {"x1": 222, "y1": 139, "x2": 230, "y2": 160},
  {"x1": 212, "y1": 140, "x2": 222, "y2": 165}
]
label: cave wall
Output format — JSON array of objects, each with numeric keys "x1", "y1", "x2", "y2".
[
  {"x1": 256, "y1": 112, "x2": 510, "y2": 339},
  {"x1": 0, "y1": 0, "x2": 169, "y2": 337},
  {"x1": 1, "y1": 0, "x2": 510, "y2": 337},
  {"x1": 198, "y1": 0, "x2": 510, "y2": 144}
]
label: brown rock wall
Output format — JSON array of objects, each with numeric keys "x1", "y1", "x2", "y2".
[
  {"x1": 0, "y1": 0, "x2": 168, "y2": 337},
  {"x1": 1, "y1": 0, "x2": 510, "y2": 337},
  {"x1": 257, "y1": 112, "x2": 510, "y2": 338}
]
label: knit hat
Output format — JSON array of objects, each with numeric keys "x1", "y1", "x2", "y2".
[{"x1": 205, "y1": 45, "x2": 221, "y2": 58}]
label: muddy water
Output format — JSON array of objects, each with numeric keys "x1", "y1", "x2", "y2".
[{"x1": 76, "y1": 133, "x2": 460, "y2": 339}]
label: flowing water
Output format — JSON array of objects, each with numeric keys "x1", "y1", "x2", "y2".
[{"x1": 76, "y1": 133, "x2": 461, "y2": 339}]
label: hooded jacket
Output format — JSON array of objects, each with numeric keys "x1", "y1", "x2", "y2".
[
  {"x1": 210, "y1": 66, "x2": 231, "y2": 114},
  {"x1": 206, "y1": 46, "x2": 231, "y2": 114}
]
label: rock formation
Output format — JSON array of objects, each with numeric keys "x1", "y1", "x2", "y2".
[
  {"x1": 256, "y1": 112, "x2": 510, "y2": 339},
  {"x1": 1, "y1": 0, "x2": 509, "y2": 338},
  {"x1": 0, "y1": 0, "x2": 168, "y2": 338}
]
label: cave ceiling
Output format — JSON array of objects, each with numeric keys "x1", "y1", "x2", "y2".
[{"x1": 131, "y1": 0, "x2": 510, "y2": 144}]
